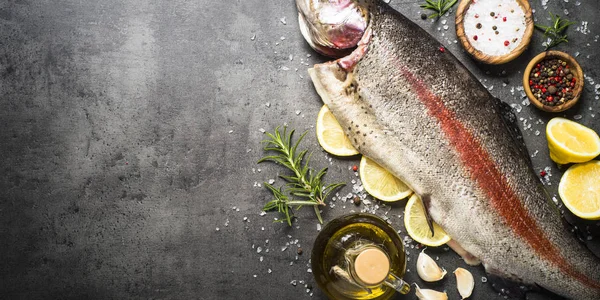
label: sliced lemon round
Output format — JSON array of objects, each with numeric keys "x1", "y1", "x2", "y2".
[
  {"x1": 546, "y1": 117, "x2": 600, "y2": 164},
  {"x1": 316, "y1": 105, "x2": 359, "y2": 156},
  {"x1": 359, "y1": 156, "x2": 412, "y2": 202},
  {"x1": 404, "y1": 194, "x2": 451, "y2": 247},
  {"x1": 559, "y1": 160, "x2": 600, "y2": 220}
]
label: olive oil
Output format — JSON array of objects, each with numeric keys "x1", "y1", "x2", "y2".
[{"x1": 311, "y1": 214, "x2": 408, "y2": 300}]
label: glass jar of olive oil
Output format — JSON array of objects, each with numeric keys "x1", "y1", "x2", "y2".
[{"x1": 311, "y1": 213, "x2": 409, "y2": 300}]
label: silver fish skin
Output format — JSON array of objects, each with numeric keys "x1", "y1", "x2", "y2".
[{"x1": 300, "y1": 0, "x2": 600, "y2": 299}]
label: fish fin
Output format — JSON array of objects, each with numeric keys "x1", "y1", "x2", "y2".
[
  {"x1": 446, "y1": 240, "x2": 481, "y2": 266},
  {"x1": 529, "y1": 284, "x2": 568, "y2": 300},
  {"x1": 485, "y1": 271, "x2": 529, "y2": 299},
  {"x1": 494, "y1": 98, "x2": 531, "y2": 165},
  {"x1": 420, "y1": 194, "x2": 435, "y2": 237}
]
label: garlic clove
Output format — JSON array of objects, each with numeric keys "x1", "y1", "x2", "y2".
[
  {"x1": 416, "y1": 250, "x2": 447, "y2": 282},
  {"x1": 454, "y1": 267, "x2": 475, "y2": 299},
  {"x1": 415, "y1": 284, "x2": 448, "y2": 300}
]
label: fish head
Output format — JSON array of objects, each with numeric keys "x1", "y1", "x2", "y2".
[{"x1": 296, "y1": 0, "x2": 370, "y2": 57}]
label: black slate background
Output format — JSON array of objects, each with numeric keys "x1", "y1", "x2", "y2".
[{"x1": 1, "y1": 0, "x2": 599, "y2": 299}]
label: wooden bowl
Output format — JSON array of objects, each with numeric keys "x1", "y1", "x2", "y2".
[
  {"x1": 455, "y1": 0, "x2": 534, "y2": 64},
  {"x1": 523, "y1": 51, "x2": 584, "y2": 113}
]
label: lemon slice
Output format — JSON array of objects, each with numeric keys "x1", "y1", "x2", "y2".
[
  {"x1": 558, "y1": 160, "x2": 600, "y2": 220},
  {"x1": 546, "y1": 117, "x2": 600, "y2": 164},
  {"x1": 404, "y1": 194, "x2": 451, "y2": 247},
  {"x1": 316, "y1": 105, "x2": 359, "y2": 156},
  {"x1": 359, "y1": 156, "x2": 412, "y2": 202}
]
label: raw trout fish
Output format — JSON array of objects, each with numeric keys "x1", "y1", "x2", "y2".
[{"x1": 297, "y1": 0, "x2": 600, "y2": 298}]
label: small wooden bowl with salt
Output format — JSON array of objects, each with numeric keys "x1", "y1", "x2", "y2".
[{"x1": 455, "y1": 0, "x2": 534, "y2": 65}]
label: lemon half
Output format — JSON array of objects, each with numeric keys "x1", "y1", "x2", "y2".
[
  {"x1": 316, "y1": 105, "x2": 359, "y2": 156},
  {"x1": 359, "y1": 156, "x2": 412, "y2": 202},
  {"x1": 546, "y1": 117, "x2": 600, "y2": 164},
  {"x1": 559, "y1": 160, "x2": 600, "y2": 220},
  {"x1": 404, "y1": 194, "x2": 451, "y2": 247}
]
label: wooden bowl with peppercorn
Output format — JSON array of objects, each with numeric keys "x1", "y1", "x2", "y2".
[
  {"x1": 455, "y1": 0, "x2": 534, "y2": 65},
  {"x1": 523, "y1": 50, "x2": 583, "y2": 113}
]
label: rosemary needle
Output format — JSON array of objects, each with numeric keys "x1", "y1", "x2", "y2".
[
  {"x1": 535, "y1": 12, "x2": 576, "y2": 50},
  {"x1": 420, "y1": 0, "x2": 458, "y2": 19},
  {"x1": 258, "y1": 126, "x2": 344, "y2": 226}
]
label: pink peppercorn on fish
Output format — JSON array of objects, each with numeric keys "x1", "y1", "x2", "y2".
[{"x1": 296, "y1": 0, "x2": 600, "y2": 298}]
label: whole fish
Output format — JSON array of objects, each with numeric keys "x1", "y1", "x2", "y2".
[{"x1": 297, "y1": 0, "x2": 600, "y2": 299}]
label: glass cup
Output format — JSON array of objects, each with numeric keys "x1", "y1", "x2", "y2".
[{"x1": 311, "y1": 213, "x2": 410, "y2": 300}]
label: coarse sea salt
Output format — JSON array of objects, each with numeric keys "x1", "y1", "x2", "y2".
[{"x1": 464, "y1": 0, "x2": 526, "y2": 56}]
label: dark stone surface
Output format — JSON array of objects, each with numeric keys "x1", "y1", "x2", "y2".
[{"x1": 0, "y1": 0, "x2": 598, "y2": 299}]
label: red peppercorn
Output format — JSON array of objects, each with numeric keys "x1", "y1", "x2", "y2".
[
  {"x1": 352, "y1": 165, "x2": 358, "y2": 172},
  {"x1": 475, "y1": 13, "x2": 479, "y2": 18},
  {"x1": 540, "y1": 170, "x2": 547, "y2": 177},
  {"x1": 503, "y1": 17, "x2": 507, "y2": 22},
  {"x1": 555, "y1": 76, "x2": 561, "y2": 82},
  {"x1": 536, "y1": 64, "x2": 541, "y2": 68},
  {"x1": 547, "y1": 96, "x2": 554, "y2": 102},
  {"x1": 570, "y1": 82, "x2": 575, "y2": 88},
  {"x1": 473, "y1": 35, "x2": 478, "y2": 41},
  {"x1": 572, "y1": 78, "x2": 577, "y2": 82},
  {"x1": 529, "y1": 80, "x2": 533, "y2": 86},
  {"x1": 542, "y1": 87, "x2": 547, "y2": 93},
  {"x1": 504, "y1": 41, "x2": 510, "y2": 46},
  {"x1": 439, "y1": 46, "x2": 445, "y2": 53}
]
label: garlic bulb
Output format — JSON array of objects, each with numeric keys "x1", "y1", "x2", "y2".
[
  {"x1": 454, "y1": 267, "x2": 475, "y2": 299},
  {"x1": 415, "y1": 284, "x2": 448, "y2": 300},
  {"x1": 416, "y1": 250, "x2": 447, "y2": 282}
]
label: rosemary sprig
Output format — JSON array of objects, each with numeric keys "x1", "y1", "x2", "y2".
[
  {"x1": 535, "y1": 12, "x2": 576, "y2": 50},
  {"x1": 258, "y1": 126, "x2": 344, "y2": 226},
  {"x1": 420, "y1": 0, "x2": 457, "y2": 19}
]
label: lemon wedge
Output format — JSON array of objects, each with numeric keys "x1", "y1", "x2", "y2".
[
  {"x1": 316, "y1": 105, "x2": 359, "y2": 156},
  {"x1": 359, "y1": 156, "x2": 412, "y2": 202},
  {"x1": 546, "y1": 117, "x2": 600, "y2": 164},
  {"x1": 558, "y1": 160, "x2": 600, "y2": 220},
  {"x1": 404, "y1": 194, "x2": 451, "y2": 247}
]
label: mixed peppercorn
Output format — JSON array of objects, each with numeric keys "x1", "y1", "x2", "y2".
[{"x1": 528, "y1": 58, "x2": 577, "y2": 107}]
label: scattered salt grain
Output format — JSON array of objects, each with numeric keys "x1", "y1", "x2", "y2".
[
  {"x1": 250, "y1": 34, "x2": 256, "y2": 41},
  {"x1": 259, "y1": 128, "x2": 266, "y2": 133},
  {"x1": 482, "y1": 277, "x2": 488, "y2": 283},
  {"x1": 280, "y1": 17, "x2": 287, "y2": 25},
  {"x1": 216, "y1": 227, "x2": 220, "y2": 231},
  {"x1": 281, "y1": 66, "x2": 290, "y2": 71},
  {"x1": 317, "y1": 224, "x2": 322, "y2": 231},
  {"x1": 268, "y1": 269, "x2": 272, "y2": 274},
  {"x1": 259, "y1": 256, "x2": 263, "y2": 262},
  {"x1": 259, "y1": 211, "x2": 267, "y2": 216},
  {"x1": 265, "y1": 102, "x2": 271, "y2": 107},
  {"x1": 307, "y1": 268, "x2": 312, "y2": 273},
  {"x1": 228, "y1": 130, "x2": 233, "y2": 134}
]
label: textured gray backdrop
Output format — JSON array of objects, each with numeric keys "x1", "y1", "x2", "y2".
[{"x1": 1, "y1": 0, "x2": 598, "y2": 299}]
